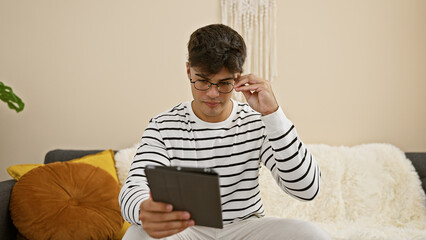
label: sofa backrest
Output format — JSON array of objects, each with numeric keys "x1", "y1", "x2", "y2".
[{"x1": 43, "y1": 150, "x2": 426, "y2": 194}]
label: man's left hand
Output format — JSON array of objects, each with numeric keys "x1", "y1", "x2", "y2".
[{"x1": 234, "y1": 74, "x2": 279, "y2": 116}]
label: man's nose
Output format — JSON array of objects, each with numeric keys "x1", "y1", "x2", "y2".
[{"x1": 206, "y1": 84, "x2": 220, "y2": 97}]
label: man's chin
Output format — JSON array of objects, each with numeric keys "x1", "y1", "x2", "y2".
[{"x1": 201, "y1": 106, "x2": 221, "y2": 116}]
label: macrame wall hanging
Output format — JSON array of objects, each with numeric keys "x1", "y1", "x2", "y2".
[{"x1": 221, "y1": 0, "x2": 278, "y2": 102}]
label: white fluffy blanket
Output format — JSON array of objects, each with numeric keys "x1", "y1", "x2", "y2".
[
  {"x1": 260, "y1": 143, "x2": 426, "y2": 240},
  {"x1": 114, "y1": 143, "x2": 138, "y2": 186},
  {"x1": 115, "y1": 143, "x2": 426, "y2": 240}
]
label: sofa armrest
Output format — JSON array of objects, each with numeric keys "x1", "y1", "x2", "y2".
[{"x1": 0, "y1": 179, "x2": 18, "y2": 240}]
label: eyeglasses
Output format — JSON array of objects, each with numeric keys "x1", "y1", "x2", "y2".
[{"x1": 189, "y1": 70, "x2": 235, "y2": 94}]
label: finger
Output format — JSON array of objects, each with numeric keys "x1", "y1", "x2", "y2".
[
  {"x1": 234, "y1": 76, "x2": 251, "y2": 88},
  {"x1": 141, "y1": 210, "x2": 191, "y2": 223},
  {"x1": 235, "y1": 83, "x2": 263, "y2": 93},
  {"x1": 235, "y1": 74, "x2": 264, "y2": 87},
  {"x1": 143, "y1": 219, "x2": 195, "y2": 232},
  {"x1": 241, "y1": 89, "x2": 253, "y2": 101},
  {"x1": 141, "y1": 198, "x2": 173, "y2": 213}
]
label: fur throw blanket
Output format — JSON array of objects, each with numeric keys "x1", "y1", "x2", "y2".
[{"x1": 115, "y1": 143, "x2": 426, "y2": 240}]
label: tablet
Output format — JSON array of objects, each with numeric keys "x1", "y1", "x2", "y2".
[{"x1": 145, "y1": 165, "x2": 223, "y2": 229}]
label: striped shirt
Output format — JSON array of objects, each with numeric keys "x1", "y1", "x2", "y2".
[{"x1": 119, "y1": 99, "x2": 321, "y2": 226}]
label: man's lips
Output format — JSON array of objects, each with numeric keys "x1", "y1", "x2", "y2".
[{"x1": 204, "y1": 101, "x2": 220, "y2": 107}]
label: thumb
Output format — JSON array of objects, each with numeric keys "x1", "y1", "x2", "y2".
[{"x1": 241, "y1": 90, "x2": 252, "y2": 101}]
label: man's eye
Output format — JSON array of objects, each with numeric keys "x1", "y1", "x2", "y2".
[
  {"x1": 219, "y1": 82, "x2": 232, "y2": 86},
  {"x1": 197, "y1": 80, "x2": 209, "y2": 84}
]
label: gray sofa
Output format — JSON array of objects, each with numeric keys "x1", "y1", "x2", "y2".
[{"x1": 1, "y1": 149, "x2": 425, "y2": 240}]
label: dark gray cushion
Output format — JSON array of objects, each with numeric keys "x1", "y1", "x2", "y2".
[
  {"x1": 44, "y1": 149, "x2": 106, "y2": 164},
  {"x1": 406, "y1": 152, "x2": 426, "y2": 195}
]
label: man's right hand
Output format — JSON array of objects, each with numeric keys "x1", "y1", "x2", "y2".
[{"x1": 139, "y1": 196, "x2": 195, "y2": 239}]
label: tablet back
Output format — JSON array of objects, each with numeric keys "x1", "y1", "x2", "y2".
[{"x1": 145, "y1": 165, "x2": 223, "y2": 228}]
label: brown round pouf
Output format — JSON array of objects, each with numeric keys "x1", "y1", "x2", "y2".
[{"x1": 10, "y1": 162, "x2": 123, "y2": 240}]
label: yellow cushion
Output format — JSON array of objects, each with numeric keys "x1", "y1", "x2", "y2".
[
  {"x1": 71, "y1": 150, "x2": 119, "y2": 182},
  {"x1": 7, "y1": 164, "x2": 42, "y2": 180},
  {"x1": 114, "y1": 221, "x2": 131, "y2": 240},
  {"x1": 7, "y1": 150, "x2": 119, "y2": 182}
]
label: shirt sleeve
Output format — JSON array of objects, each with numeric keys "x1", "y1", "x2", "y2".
[
  {"x1": 118, "y1": 118, "x2": 171, "y2": 225},
  {"x1": 260, "y1": 107, "x2": 321, "y2": 201}
]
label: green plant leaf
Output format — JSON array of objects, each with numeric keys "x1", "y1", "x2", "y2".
[{"x1": 0, "y1": 81, "x2": 25, "y2": 113}]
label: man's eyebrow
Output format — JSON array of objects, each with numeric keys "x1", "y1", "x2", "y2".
[{"x1": 195, "y1": 73, "x2": 235, "y2": 82}]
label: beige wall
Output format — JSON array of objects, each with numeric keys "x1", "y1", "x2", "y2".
[
  {"x1": 275, "y1": 0, "x2": 426, "y2": 149},
  {"x1": 1, "y1": 0, "x2": 425, "y2": 181}
]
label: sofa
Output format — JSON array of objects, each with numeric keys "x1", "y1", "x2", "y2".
[{"x1": 1, "y1": 144, "x2": 426, "y2": 239}]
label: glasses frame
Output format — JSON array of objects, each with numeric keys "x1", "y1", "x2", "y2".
[{"x1": 189, "y1": 69, "x2": 235, "y2": 94}]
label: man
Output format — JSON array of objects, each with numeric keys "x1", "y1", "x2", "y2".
[{"x1": 119, "y1": 24, "x2": 330, "y2": 239}]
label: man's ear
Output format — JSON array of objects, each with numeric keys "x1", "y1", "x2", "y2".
[
  {"x1": 235, "y1": 72, "x2": 242, "y2": 81},
  {"x1": 186, "y1": 62, "x2": 190, "y2": 78}
]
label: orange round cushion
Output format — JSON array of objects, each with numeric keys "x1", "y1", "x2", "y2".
[{"x1": 10, "y1": 162, "x2": 123, "y2": 240}]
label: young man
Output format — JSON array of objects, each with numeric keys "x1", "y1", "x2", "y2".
[{"x1": 119, "y1": 24, "x2": 330, "y2": 240}]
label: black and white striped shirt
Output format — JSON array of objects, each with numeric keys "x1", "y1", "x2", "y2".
[{"x1": 119, "y1": 100, "x2": 321, "y2": 226}]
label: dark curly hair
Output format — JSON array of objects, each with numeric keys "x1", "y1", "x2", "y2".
[{"x1": 187, "y1": 24, "x2": 247, "y2": 75}]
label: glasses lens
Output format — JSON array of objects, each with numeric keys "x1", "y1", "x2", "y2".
[
  {"x1": 194, "y1": 80, "x2": 210, "y2": 90},
  {"x1": 193, "y1": 80, "x2": 234, "y2": 93},
  {"x1": 218, "y1": 83, "x2": 234, "y2": 93}
]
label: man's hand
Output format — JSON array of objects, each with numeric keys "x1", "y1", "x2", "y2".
[
  {"x1": 234, "y1": 74, "x2": 279, "y2": 116},
  {"x1": 139, "y1": 196, "x2": 195, "y2": 239}
]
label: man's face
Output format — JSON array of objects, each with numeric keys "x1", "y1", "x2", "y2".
[{"x1": 187, "y1": 63, "x2": 238, "y2": 123}]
